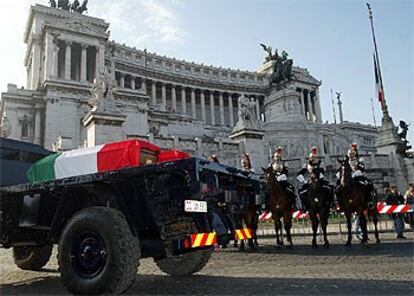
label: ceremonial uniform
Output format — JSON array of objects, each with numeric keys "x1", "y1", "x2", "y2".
[
  {"x1": 344, "y1": 144, "x2": 374, "y2": 206},
  {"x1": 297, "y1": 147, "x2": 333, "y2": 211},
  {"x1": 271, "y1": 147, "x2": 297, "y2": 208},
  {"x1": 241, "y1": 153, "x2": 253, "y2": 172}
]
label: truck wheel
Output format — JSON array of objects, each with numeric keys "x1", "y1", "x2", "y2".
[
  {"x1": 155, "y1": 248, "x2": 213, "y2": 276},
  {"x1": 58, "y1": 207, "x2": 140, "y2": 295},
  {"x1": 13, "y1": 244, "x2": 53, "y2": 271}
]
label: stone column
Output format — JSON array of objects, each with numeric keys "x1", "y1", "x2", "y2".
[
  {"x1": 191, "y1": 88, "x2": 196, "y2": 119},
  {"x1": 44, "y1": 33, "x2": 54, "y2": 81},
  {"x1": 210, "y1": 92, "x2": 215, "y2": 125},
  {"x1": 80, "y1": 44, "x2": 88, "y2": 82},
  {"x1": 181, "y1": 87, "x2": 187, "y2": 115},
  {"x1": 309, "y1": 92, "x2": 315, "y2": 122},
  {"x1": 255, "y1": 97, "x2": 260, "y2": 120},
  {"x1": 30, "y1": 36, "x2": 41, "y2": 89},
  {"x1": 52, "y1": 38, "x2": 59, "y2": 78},
  {"x1": 119, "y1": 73, "x2": 125, "y2": 88},
  {"x1": 228, "y1": 93, "x2": 234, "y2": 127},
  {"x1": 171, "y1": 85, "x2": 177, "y2": 111},
  {"x1": 219, "y1": 92, "x2": 225, "y2": 125},
  {"x1": 200, "y1": 90, "x2": 206, "y2": 122},
  {"x1": 316, "y1": 89, "x2": 322, "y2": 122},
  {"x1": 95, "y1": 45, "x2": 105, "y2": 79},
  {"x1": 299, "y1": 89, "x2": 306, "y2": 117},
  {"x1": 131, "y1": 76, "x2": 136, "y2": 89},
  {"x1": 151, "y1": 81, "x2": 157, "y2": 105},
  {"x1": 161, "y1": 83, "x2": 167, "y2": 110},
  {"x1": 64, "y1": 41, "x2": 72, "y2": 80},
  {"x1": 34, "y1": 108, "x2": 42, "y2": 145}
]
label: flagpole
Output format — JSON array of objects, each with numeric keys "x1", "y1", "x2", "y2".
[
  {"x1": 366, "y1": 3, "x2": 389, "y2": 117},
  {"x1": 370, "y1": 97, "x2": 377, "y2": 127},
  {"x1": 330, "y1": 88, "x2": 337, "y2": 124}
]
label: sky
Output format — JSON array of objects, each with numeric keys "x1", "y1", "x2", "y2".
[{"x1": 0, "y1": 0, "x2": 413, "y2": 144}]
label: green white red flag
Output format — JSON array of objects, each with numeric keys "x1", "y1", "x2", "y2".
[{"x1": 373, "y1": 53, "x2": 384, "y2": 107}]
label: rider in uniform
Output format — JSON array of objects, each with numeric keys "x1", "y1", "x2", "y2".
[
  {"x1": 241, "y1": 153, "x2": 253, "y2": 172},
  {"x1": 297, "y1": 147, "x2": 333, "y2": 212},
  {"x1": 346, "y1": 143, "x2": 375, "y2": 207},
  {"x1": 271, "y1": 147, "x2": 297, "y2": 209}
]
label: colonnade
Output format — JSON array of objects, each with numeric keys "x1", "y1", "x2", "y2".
[{"x1": 115, "y1": 72, "x2": 264, "y2": 127}]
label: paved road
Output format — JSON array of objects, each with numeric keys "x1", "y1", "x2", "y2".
[{"x1": 1, "y1": 232, "x2": 413, "y2": 295}]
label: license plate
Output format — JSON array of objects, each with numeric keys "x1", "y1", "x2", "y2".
[{"x1": 184, "y1": 200, "x2": 207, "y2": 213}]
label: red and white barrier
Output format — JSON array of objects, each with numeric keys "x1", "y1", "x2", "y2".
[
  {"x1": 259, "y1": 204, "x2": 413, "y2": 221},
  {"x1": 259, "y1": 210, "x2": 309, "y2": 221},
  {"x1": 376, "y1": 203, "x2": 413, "y2": 214}
]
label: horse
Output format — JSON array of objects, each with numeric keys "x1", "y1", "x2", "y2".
[
  {"x1": 336, "y1": 157, "x2": 380, "y2": 246},
  {"x1": 262, "y1": 167, "x2": 294, "y2": 248},
  {"x1": 307, "y1": 164, "x2": 331, "y2": 248},
  {"x1": 235, "y1": 203, "x2": 259, "y2": 251}
]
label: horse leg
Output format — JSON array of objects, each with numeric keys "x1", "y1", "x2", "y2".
[
  {"x1": 274, "y1": 218, "x2": 282, "y2": 248},
  {"x1": 321, "y1": 210, "x2": 330, "y2": 248},
  {"x1": 345, "y1": 212, "x2": 352, "y2": 247},
  {"x1": 359, "y1": 213, "x2": 368, "y2": 244},
  {"x1": 311, "y1": 213, "x2": 319, "y2": 248},
  {"x1": 371, "y1": 210, "x2": 380, "y2": 243},
  {"x1": 283, "y1": 214, "x2": 293, "y2": 248},
  {"x1": 238, "y1": 239, "x2": 245, "y2": 252}
]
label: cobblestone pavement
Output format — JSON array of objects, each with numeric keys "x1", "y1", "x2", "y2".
[{"x1": 1, "y1": 232, "x2": 413, "y2": 295}]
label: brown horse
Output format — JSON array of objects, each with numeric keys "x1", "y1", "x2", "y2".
[
  {"x1": 262, "y1": 167, "x2": 293, "y2": 248},
  {"x1": 336, "y1": 157, "x2": 380, "y2": 246},
  {"x1": 307, "y1": 164, "x2": 331, "y2": 248},
  {"x1": 236, "y1": 204, "x2": 259, "y2": 251}
]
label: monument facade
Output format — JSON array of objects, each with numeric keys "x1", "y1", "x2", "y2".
[{"x1": 0, "y1": 4, "x2": 411, "y2": 190}]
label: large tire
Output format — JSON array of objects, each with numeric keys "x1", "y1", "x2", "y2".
[
  {"x1": 155, "y1": 248, "x2": 213, "y2": 276},
  {"x1": 58, "y1": 207, "x2": 140, "y2": 295},
  {"x1": 13, "y1": 244, "x2": 53, "y2": 271}
]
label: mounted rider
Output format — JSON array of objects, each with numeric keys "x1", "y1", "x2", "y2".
[
  {"x1": 297, "y1": 147, "x2": 333, "y2": 211},
  {"x1": 241, "y1": 153, "x2": 253, "y2": 172},
  {"x1": 344, "y1": 143, "x2": 375, "y2": 207},
  {"x1": 271, "y1": 147, "x2": 297, "y2": 208}
]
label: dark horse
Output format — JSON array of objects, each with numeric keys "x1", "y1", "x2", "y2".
[
  {"x1": 307, "y1": 164, "x2": 331, "y2": 248},
  {"x1": 336, "y1": 157, "x2": 380, "y2": 246},
  {"x1": 262, "y1": 167, "x2": 293, "y2": 248},
  {"x1": 236, "y1": 204, "x2": 259, "y2": 251}
]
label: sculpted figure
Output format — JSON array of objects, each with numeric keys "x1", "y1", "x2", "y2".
[
  {"x1": 58, "y1": 0, "x2": 70, "y2": 11},
  {"x1": 77, "y1": 0, "x2": 88, "y2": 14},
  {"x1": 49, "y1": 0, "x2": 57, "y2": 8}
]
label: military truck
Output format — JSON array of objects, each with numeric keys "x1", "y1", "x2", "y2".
[{"x1": 0, "y1": 139, "x2": 261, "y2": 295}]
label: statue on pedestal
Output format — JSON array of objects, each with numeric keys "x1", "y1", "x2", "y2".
[
  {"x1": 90, "y1": 69, "x2": 119, "y2": 113},
  {"x1": 234, "y1": 95, "x2": 260, "y2": 130},
  {"x1": 260, "y1": 44, "x2": 294, "y2": 88}
]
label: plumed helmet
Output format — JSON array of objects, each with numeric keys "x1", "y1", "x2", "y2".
[
  {"x1": 311, "y1": 146, "x2": 317, "y2": 153},
  {"x1": 351, "y1": 143, "x2": 358, "y2": 149},
  {"x1": 277, "y1": 146, "x2": 283, "y2": 153}
]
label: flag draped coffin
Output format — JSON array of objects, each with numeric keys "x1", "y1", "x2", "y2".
[{"x1": 27, "y1": 140, "x2": 160, "y2": 182}]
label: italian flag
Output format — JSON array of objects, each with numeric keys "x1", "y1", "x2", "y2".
[{"x1": 27, "y1": 140, "x2": 160, "y2": 183}]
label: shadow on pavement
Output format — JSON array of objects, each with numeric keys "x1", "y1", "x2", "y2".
[
  {"x1": 1, "y1": 274, "x2": 412, "y2": 295},
  {"x1": 226, "y1": 240, "x2": 414, "y2": 258}
]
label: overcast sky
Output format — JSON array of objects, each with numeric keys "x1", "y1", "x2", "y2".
[{"x1": 0, "y1": 0, "x2": 413, "y2": 143}]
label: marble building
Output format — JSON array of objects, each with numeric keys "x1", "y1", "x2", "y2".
[{"x1": 0, "y1": 4, "x2": 411, "y2": 190}]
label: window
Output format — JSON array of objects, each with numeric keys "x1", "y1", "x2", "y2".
[{"x1": 21, "y1": 121, "x2": 29, "y2": 138}]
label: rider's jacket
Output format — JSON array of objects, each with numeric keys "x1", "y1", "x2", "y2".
[
  {"x1": 347, "y1": 148, "x2": 365, "y2": 178},
  {"x1": 271, "y1": 152, "x2": 288, "y2": 181},
  {"x1": 241, "y1": 156, "x2": 252, "y2": 172}
]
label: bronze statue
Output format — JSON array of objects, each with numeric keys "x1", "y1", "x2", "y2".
[
  {"x1": 260, "y1": 44, "x2": 293, "y2": 87},
  {"x1": 70, "y1": 0, "x2": 80, "y2": 12},
  {"x1": 77, "y1": 0, "x2": 88, "y2": 14},
  {"x1": 58, "y1": 0, "x2": 70, "y2": 11},
  {"x1": 49, "y1": 0, "x2": 57, "y2": 8}
]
